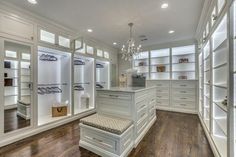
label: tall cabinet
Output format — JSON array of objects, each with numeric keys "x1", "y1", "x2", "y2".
[{"x1": 198, "y1": 12, "x2": 228, "y2": 157}]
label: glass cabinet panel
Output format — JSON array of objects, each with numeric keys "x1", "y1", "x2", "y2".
[
  {"x1": 86, "y1": 45, "x2": 94, "y2": 55},
  {"x1": 40, "y1": 29, "x2": 55, "y2": 44},
  {"x1": 203, "y1": 41, "x2": 210, "y2": 130},
  {"x1": 171, "y1": 45, "x2": 196, "y2": 80},
  {"x1": 3, "y1": 41, "x2": 32, "y2": 133},
  {"x1": 217, "y1": 0, "x2": 225, "y2": 14},
  {"x1": 59, "y1": 36, "x2": 70, "y2": 48},
  {"x1": 150, "y1": 48, "x2": 170, "y2": 80},
  {"x1": 97, "y1": 49, "x2": 103, "y2": 57},
  {"x1": 73, "y1": 56, "x2": 95, "y2": 114},
  {"x1": 96, "y1": 60, "x2": 110, "y2": 89},
  {"x1": 133, "y1": 51, "x2": 149, "y2": 79},
  {"x1": 37, "y1": 46, "x2": 71, "y2": 126},
  {"x1": 211, "y1": 14, "x2": 227, "y2": 157},
  {"x1": 104, "y1": 51, "x2": 109, "y2": 59}
]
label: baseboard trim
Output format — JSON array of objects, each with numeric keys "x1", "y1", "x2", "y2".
[
  {"x1": 156, "y1": 106, "x2": 197, "y2": 114},
  {"x1": 0, "y1": 109, "x2": 96, "y2": 147},
  {"x1": 198, "y1": 112, "x2": 221, "y2": 157}
]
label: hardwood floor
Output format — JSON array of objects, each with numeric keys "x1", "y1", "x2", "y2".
[
  {"x1": 0, "y1": 110, "x2": 214, "y2": 157},
  {"x1": 4, "y1": 109, "x2": 30, "y2": 133}
]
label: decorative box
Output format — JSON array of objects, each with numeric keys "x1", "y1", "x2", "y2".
[{"x1": 52, "y1": 106, "x2": 67, "y2": 117}]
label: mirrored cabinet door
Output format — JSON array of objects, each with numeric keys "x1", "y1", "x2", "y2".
[{"x1": 3, "y1": 40, "x2": 33, "y2": 133}]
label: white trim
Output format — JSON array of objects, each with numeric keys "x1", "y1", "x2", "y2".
[
  {"x1": 198, "y1": 112, "x2": 221, "y2": 157},
  {"x1": 156, "y1": 107, "x2": 197, "y2": 115}
]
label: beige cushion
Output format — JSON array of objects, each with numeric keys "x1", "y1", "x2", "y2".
[{"x1": 80, "y1": 114, "x2": 132, "y2": 135}]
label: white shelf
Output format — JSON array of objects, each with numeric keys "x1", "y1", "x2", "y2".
[
  {"x1": 212, "y1": 135, "x2": 227, "y2": 157},
  {"x1": 214, "y1": 101, "x2": 227, "y2": 112},
  {"x1": 214, "y1": 117, "x2": 227, "y2": 135}
]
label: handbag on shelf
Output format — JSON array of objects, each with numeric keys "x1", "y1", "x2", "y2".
[
  {"x1": 179, "y1": 58, "x2": 189, "y2": 63},
  {"x1": 156, "y1": 65, "x2": 166, "y2": 72},
  {"x1": 178, "y1": 76, "x2": 188, "y2": 80}
]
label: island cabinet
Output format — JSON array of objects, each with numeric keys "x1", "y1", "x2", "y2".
[{"x1": 96, "y1": 87, "x2": 156, "y2": 147}]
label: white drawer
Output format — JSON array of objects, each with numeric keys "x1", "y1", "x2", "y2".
[
  {"x1": 149, "y1": 108, "x2": 156, "y2": 120},
  {"x1": 172, "y1": 88, "x2": 195, "y2": 95},
  {"x1": 149, "y1": 97, "x2": 156, "y2": 105},
  {"x1": 98, "y1": 92, "x2": 132, "y2": 100},
  {"x1": 172, "y1": 94, "x2": 195, "y2": 101},
  {"x1": 156, "y1": 99, "x2": 169, "y2": 106},
  {"x1": 156, "y1": 87, "x2": 169, "y2": 94},
  {"x1": 137, "y1": 113, "x2": 148, "y2": 135},
  {"x1": 156, "y1": 94, "x2": 169, "y2": 100},
  {"x1": 82, "y1": 128, "x2": 117, "y2": 153},
  {"x1": 172, "y1": 81, "x2": 196, "y2": 88},
  {"x1": 136, "y1": 98, "x2": 148, "y2": 111},
  {"x1": 137, "y1": 105, "x2": 147, "y2": 121},
  {"x1": 155, "y1": 81, "x2": 170, "y2": 88},
  {"x1": 172, "y1": 100, "x2": 195, "y2": 109}
]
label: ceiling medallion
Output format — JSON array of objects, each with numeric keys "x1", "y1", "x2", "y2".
[{"x1": 121, "y1": 23, "x2": 142, "y2": 61}]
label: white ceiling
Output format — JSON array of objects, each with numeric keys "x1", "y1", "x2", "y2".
[{"x1": 3, "y1": 0, "x2": 204, "y2": 48}]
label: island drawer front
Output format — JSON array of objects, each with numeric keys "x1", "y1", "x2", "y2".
[
  {"x1": 97, "y1": 92, "x2": 132, "y2": 100},
  {"x1": 149, "y1": 97, "x2": 156, "y2": 105},
  {"x1": 172, "y1": 100, "x2": 195, "y2": 109},
  {"x1": 136, "y1": 98, "x2": 148, "y2": 111},
  {"x1": 137, "y1": 105, "x2": 148, "y2": 121},
  {"x1": 149, "y1": 108, "x2": 156, "y2": 120},
  {"x1": 149, "y1": 102, "x2": 155, "y2": 112},
  {"x1": 81, "y1": 127, "x2": 117, "y2": 153},
  {"x1": 156, "y1": 100, "x2": 169, "y2": 106},
  {"x1": 172, "y1": 94, "x2": 195, "y2": 101},
  {"x1": 156, "y1": 87, "x2": 169, "y2": 94},
  {"x1": 156, "y1": 94, "x2": 169, "y2": 100},
  {"x1": 136, "y1": 114, "x2": 148, "y2": 135},
  {"x1": 172, "y1": 88, "x2": 195, "y2": 95},
  {"x1": 172, "y1": 81, "x2": 196, "y2": 89},
  {"x1": 97, "y1": 98, "x2": 132, "y2": 118},
  {"x1": 135, "y1": 90, "x2": 149, "y2": 100}
]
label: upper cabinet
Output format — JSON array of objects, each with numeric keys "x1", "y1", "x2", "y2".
[
  {"x1": 39, "y1": 28, "x2": 71, "y2": 49},
  {"x1": 0, "y1": 13, "x2": 34, "y2": 42}
]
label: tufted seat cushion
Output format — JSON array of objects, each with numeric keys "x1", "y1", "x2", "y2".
[{"x1": 80, "y1": 114, "x2": 132, "y2": 135}]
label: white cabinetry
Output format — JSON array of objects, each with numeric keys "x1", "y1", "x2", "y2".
[
  {"x1": 0, "y1": 13, "x2": 34, "y2": 42},
  {"x1": 146, "y1": 80, "x2": 197, "y2": 113}
]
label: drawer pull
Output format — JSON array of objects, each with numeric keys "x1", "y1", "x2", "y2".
[
  {"x1": 180, "y1": 98, "x2": 187, "y2": 100},
  {"x1": 180, "y1": 85, "x2": 187, "y2": 87},
  {"x1": 93, "y1": 137, "x2": 103, "y2": 143},
  {"x1": 141, "y1": 113, "x2": 146, "y2": 118},
  {"x1": 180, "y1": 104, "x2": 186, "y2": 106},
  {"x1": 157, "y1": 90, "x2": 162, "y2": 92},
  {"x1": 139, "y1": 104, "x2": 146, "y2": 111},
  {"x1": 109, "y1": 94, "x2": 119, "y2": 98},
  {"x1": 157, "y1": 102, "x2": 161, "y2": 104},
  {"x1": 157, "y1": 84, "x2": 162, "y2": 86},
  {"x1": 180, "y1": 91, "x2": 187, "y2": 93},
  {"x1": 157, "y1": 96, "x2": 162, "y2": 98}
]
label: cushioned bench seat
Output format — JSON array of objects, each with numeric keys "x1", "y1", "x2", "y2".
[{"x1": 80, "y1": 114, "x2": 132, "y2": 135}]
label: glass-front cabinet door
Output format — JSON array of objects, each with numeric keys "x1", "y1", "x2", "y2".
[
  {"x1": 1, "y1": 39, "x2": 33, "y2": 133},
  {"x1": 37, "y1": 46, "x2": 71, "y2": 126},
  {"x1": 73, "y1": 55, "x2": 95, "y2": 114}
]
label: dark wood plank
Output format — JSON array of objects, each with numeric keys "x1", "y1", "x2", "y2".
[
  {"x1": 4, "y1": 109, "x2": 30, "y2": 133},
  {"x1": 0, "y1": 110, "x2": 214, "y2": 157}
]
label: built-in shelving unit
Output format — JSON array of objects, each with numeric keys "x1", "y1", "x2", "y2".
[
  {"x1": 150, "y1": 49, "x2": 170, "y2": 80},
  {"x1": 37, "y1": 46, "x2": 71, "y2": 126},
  {"x1": 172, "y1": 45, "x2": 196, "y2": 80},
  {"x1": 133, "y1": 51, "x2": 149, "y2": 79},
  {"x1": 74, "y1": 55, "x2": 94, "y2": 114},
  {"x1": 199, "y1": 51, "x2": 203, "y2": 116},
  {"x1": 211, "y1": 15, "x2": 227, "y2": 157},
  {"x1": 203, "y1": 41, "x2": 211, "y2": 130},
  {"x1": 96, "y1": 60, "x2": 110, "y2": 89}
]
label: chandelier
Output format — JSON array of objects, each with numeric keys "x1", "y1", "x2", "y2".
[{"x1": 121, "y1": 23, "x2": 142, "y2": 61}]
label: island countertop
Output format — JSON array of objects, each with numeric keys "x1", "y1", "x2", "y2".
[{"x1": 96, "y1": 86, "x2": 156, "y2": 93}]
